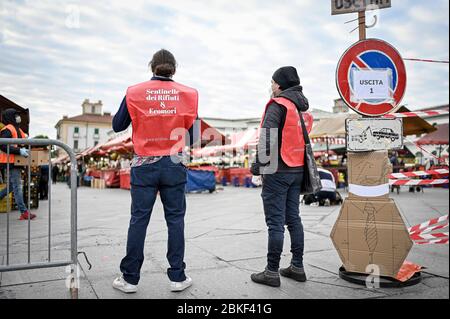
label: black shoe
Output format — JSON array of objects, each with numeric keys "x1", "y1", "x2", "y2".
[
  {"x1": 250, "y1": 269, "x2": 281, "y2": 287},
  {"x1": 280, "y1": 265, "x2": 307, "y2": 282}
]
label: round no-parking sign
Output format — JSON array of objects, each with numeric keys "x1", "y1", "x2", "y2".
[{"x1": 336, "y1": 39, "x2": 407, "y2": 117}]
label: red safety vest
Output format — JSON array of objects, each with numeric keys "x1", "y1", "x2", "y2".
[
  {"x1": 126, "y1": 80, "x2": 198, "y2": 156},
  {"x1": 0, "y1": 124, "x2": 28, "y2": 164},
  {"x1": 260, "y1": 97, "x2": 313, "y2": 167}
]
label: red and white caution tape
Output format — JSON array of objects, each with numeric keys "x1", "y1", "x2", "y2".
[
  {"x1": 383, "y1": 110, "x2": 449, "y2": 118},
  {"x1": 311, "y1": 137, "x2": 346, "y2": 145},
  {"x1": 409, "y1": 215, "x2": 449, "y2": 234},
  {"x1": 409, "y1": 215, "x2": 449, "y2": 245},
  {"x1": 415, "y1": 238, "x2": 449, "y2": 245},
  {"x1": 389, "y1": 179, "x2": 449, "y2": 186},
  {"x1": 389, "y1": 169, "x2": 449, "y2": 179},
  {"x1": 410, "y1": 232, "x2": 448, "y2": 241},
  {"x1": 415, "y1": 222, "x2": 449, "y2": 235}
]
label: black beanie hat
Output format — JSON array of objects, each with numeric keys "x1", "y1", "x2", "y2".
[{"x1": 272, "y1": 66, "x2": 300, "y2": 90}]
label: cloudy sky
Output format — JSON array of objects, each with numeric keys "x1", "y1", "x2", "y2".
[{"x1": 0, "y1": 0, "x2": 448, "y2": 138}]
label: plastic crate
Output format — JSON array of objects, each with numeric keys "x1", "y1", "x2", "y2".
[{"x1": 0, "y1": 193, "x2": 12, "y2": 213}]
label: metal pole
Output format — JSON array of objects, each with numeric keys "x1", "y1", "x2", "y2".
[
  {"x1": 71, "y1": 157, "x2": 77, "y2": 265},
  {"x1": 6, "y1": 145, "x2": 10, "y2": 266},
  {"x1": 27, "y1": 144, "x2": 31, "y2": 264},
  {"x1": 0, "y1": 261, "x2": 72, "y2": 272},
  {"x1": 48, "y1": 145, "x2": 52, "y2": 262},
  {"x1": 70, "y1": 148, "x2": 78, "y2": 299}
]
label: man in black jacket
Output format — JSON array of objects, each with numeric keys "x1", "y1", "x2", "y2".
[{"x1": 250, "y1": 66, "x2": 309, "y2": 287}]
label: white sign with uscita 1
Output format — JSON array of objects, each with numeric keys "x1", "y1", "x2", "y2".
[{"x1": 351, "y1": 69, "x2": 393, "y2": 103}]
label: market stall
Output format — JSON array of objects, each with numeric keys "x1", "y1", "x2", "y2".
[
  {"x1": 63, "y1": 119, "x2": 228, "y2": 190},
  {"x1": 416, "y1": 123, "x2": 449, "y2": 165},
  {"x1": 191, "y1": 128, "x2": 259, "y2": 185}
]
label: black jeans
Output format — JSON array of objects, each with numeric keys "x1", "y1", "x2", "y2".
[
  {"x1": 120, "y1": 157, "x2": 188, "y2": 285},
  {"x1": 39, "y1": 176, "x2": 49, "y2": 200},
  {"x1": 261, "y1": 172, "x2": 305, "y2": 272}
]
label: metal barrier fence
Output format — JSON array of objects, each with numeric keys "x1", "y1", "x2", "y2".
[{"x1": 0, "y1": 138, "x2": 78, "y2": 298}]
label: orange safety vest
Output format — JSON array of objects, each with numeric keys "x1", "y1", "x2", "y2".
[
  {"x1": 0, "y1": 124, "x2": 28, "y2": 164},
  {"x1": 260, "y1": 97, "x2": 313, "y2": 167},
  {"x1": 126, "y1": 80, "x2": 198, "y2": 156}
]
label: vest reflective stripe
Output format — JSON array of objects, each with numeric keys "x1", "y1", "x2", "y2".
[
  {"x1": 0, "y1": 124, "x2": 27, "y2": 164},
  {"x1": 126, "y1": 80, "x2": 198, "y2": 156},
  {"x1": 260, "y1": 97, "x2": 313, "y2": 167}
]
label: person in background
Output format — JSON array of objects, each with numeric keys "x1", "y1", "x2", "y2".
[
  {"x1": 314, "y1": 167, "x2": 338, "y2": 206},
  {"x1": 64, "y1": 164, "x2": 70, "y2": 184},
  {"x1": 52, "y1": 164, "x2": 59, "y2": 184},
  {"x1": 39, "y1": 164, "x2": 49, "y2": 200},
  {"x1": 390, "y1": 151, "x2": 399, "y2": 171},
  {"x1": 112, "y1": 49, "x2": 198, "y2": 294},
  {"x1": 0, "y1": 109, "x2": 36, "y2": 220},
  {"x1": 250, "y1": 66, "x2": 313, "y2": 288},
  {"x1": 390, "y1": 151, "x2": 400, "y2": 194},
  {"x1": 62, "y1": 164, "x2": 68, "y2": 183},
  {"x1": 337, "y1": 171, "x2": 346, "y2": 189},
  {"x1": 425, "y1": 156, "x2": 435, "y2": 171},
  {"x1": 244, "y1": 154, "x2": 249, "y2": 169},
  {"x1": 303, "y1": 167, "x2": 342, "y2": 206},
  {"x1": 340, "y1": 153, "x2": 347, "y2": 166}
]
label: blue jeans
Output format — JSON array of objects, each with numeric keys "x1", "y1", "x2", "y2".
[
  {"x1": 261, "y1": 172, "x2": 304, "y2": 272},
  {"x1": 0, "y1": 167, "x2": 27, "y2": 213},
  {"x1": 120, "y1": 157, "x2": 188, "y2": 285}
]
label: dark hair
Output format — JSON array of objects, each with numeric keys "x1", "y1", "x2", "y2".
[{"x1": 149, "y1": 49, "x2": 177, "y2": 77}]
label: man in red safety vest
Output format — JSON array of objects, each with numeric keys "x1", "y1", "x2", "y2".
[
  {"x1": 112, "y1": 49, "x2": 198, "y2": 294},
  {"x1": 0, "y1": 109, "x2": 36, "y2": 220},
  {"x1": 250, "y1": 66, "x2": 313, "y2": 288}
]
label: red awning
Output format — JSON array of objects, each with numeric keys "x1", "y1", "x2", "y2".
[
  {"x1": 123, "y1": 141, "x2": 133, "y2": 151},
  {"x1": 81, "y1": 142, "x2": 106, "y2": 157},
  {"x1": 76, "y1": 132, "x2": 132, "y2": 157},
  {"x1": 76, "y1": 146, "x2": 96, "y2": 159},
  {"x1": 86, "y1": 118, "x2": 225, "y2": 156},
  {"x1": 51, "y1": 154, "x2": 69, "y2": 164},
  {"x1": 101, "y1": 133, "x2": 132, "y2": 151},
  {"x1": 192, "y1": 128, "x2": 260, "y2": 157},
  {"x1": 199, "y1": 119, "x2": 229, "y2": 146},
  {"x1": 416, "y1": 124, "x2": 449, "y2": 145}
]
